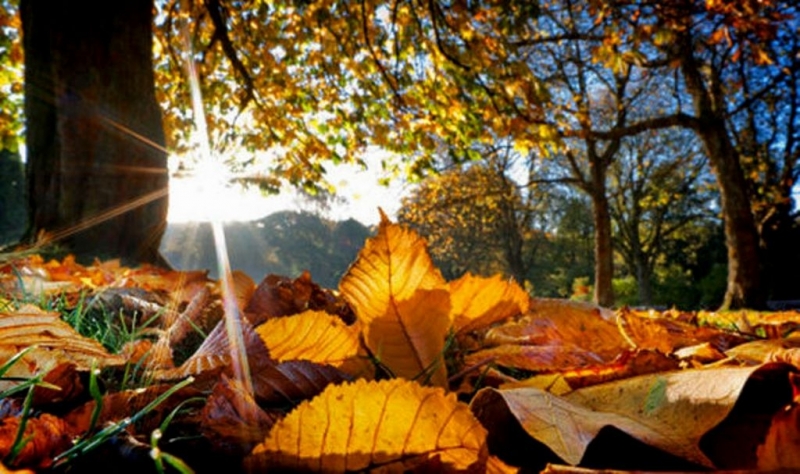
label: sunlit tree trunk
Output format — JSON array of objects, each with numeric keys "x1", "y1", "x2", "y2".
[{"x1": 21, "y1": 0, "x2": 168, "y2": 265}]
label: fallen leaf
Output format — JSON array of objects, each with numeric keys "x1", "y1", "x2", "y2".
[
  {"x1": 256, "y1": 310, "x2": 361, "y2": 366},
  {"x1": 231, "y1": 270, "x2": 256, "y2": 312},
  {"x1": 757, "y1": 402, "x2": 800, "y2": 469},
  {"x1": 251, "y1": 359, "x2": 351, "y2": 406},
  {"x1": 0, "y1": 306, "x2": 125, "y2": 393},
  {"x1": 471, "y1": 363, "x2": 794, "y2": 468},
  {"x1": 200, "y1": 375, "x2": 277, "y2": 456},
  {"x1": 339, "y1": 214, "x2": 450, "y2": 386},
  {"x1": 450, "y1": 273, "x2": 530, "y2": 335},
  {"x1": 246, "y1": 378, "x2": 488, "y2": 472},
  {"x1": 484, "y1": 307, "x2": 625, "y2": 362},
  {"x1": 503, "y1": 350, "x2": 681, "y2": 392},
  {"x1": 618, "y1": 308, "x2": 745, "y2": 354},
  {"x1": 466, "y1": 343, "x2": 606, "y2": 373},
  {"x1": 0, "y1": 414, "x2": 75, "y2": 469},
  {"x1": 64, "y1": 384, "x2": 202, "y2": 435},
  {"x1": 246, "y1": 271, "x2": 355, "y2": 326}
]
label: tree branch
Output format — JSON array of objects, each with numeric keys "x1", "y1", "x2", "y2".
[
  {"x1": 586, "y1": 113, "x2": 701, "y2": 140},
  {"x1": 204, "y1": 0, "x2": 259, "y2": 110}
]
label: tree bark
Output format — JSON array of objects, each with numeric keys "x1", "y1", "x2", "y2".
[
  {"x1": 590, "y1": 161, "x2": 615, "y2": 307},
  {"x1": 21, "y1": 0, "x2": 168, "y2": 265},
  {"x1": 677, "y1": 35, "x2": 765, "y2": 310}
]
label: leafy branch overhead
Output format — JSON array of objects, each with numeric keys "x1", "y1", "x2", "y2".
[{"x1": 2, "y1": 216, "x2": 800, "y2": 471}]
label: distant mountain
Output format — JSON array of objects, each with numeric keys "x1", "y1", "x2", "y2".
[{"x1": 160, "y1": 211, "x2": 373, "y2": 289}]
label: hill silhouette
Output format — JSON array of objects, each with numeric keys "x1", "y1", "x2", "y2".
[{"x1": 160, "y1": 211, "x2": 373, "y2": 288}]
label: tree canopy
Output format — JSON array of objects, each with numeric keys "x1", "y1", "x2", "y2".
[{"x1": 1, "y1": 0, "x2": 797, "y2": 308}]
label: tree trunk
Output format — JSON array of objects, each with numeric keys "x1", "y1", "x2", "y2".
[
  {"x1": 677, "y1": 36, "x2": 765, "y2": 310},
  {"x1": 590, "y1": 164, "x2": 615, "y2": 307},
  {"x1": 21, "y1": 0, "x2": 168, "y2": 265}
]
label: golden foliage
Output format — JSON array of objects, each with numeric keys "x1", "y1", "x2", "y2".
[
  {"x1": 339, "y1": 212, "x2": 450, "y2": 386},
  {"x1": 247, "y1": 378, "x2": 488, "y2": 472}
]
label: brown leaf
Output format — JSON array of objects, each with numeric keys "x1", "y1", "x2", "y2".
[
  {"x1": 64, "y1": 384, "x2": 201, "y2": 435},
  {"x1": 484, "y1": 304, "x2": 626, "y2": 361},
  {"x1": 757, "y1": 402, "x2": 800, "y2": 469},
  {"x1": 0, "y1": 307, "x2": 125, "y2": 393},
  {"x1": 251, "y1": 359, "x2": 351, "y2": 406},
  {"x1": 466, "y1": 343, "x2": 606, "y2": 374},
  {"x1": 503, "y1": 350, "x2": 681, "y2": 392},
  {"x1": 0, "y1": 414, "x2": 75, "y2": 469},
  {"x1": 618, "y1": 308, "x2": 745, "y2": 354},
  {"x1": 450, "y1": 273, "x2": 530, "y2": 335},
  {"x1": 471, "y1": 364, "x2": 792, "y2": 467},
  {"x1": 200, "y1": 375, "x2": 276, "y2": 456},
  {"x1": 340, "y1": 215, "x2": 450, "y2": 386},
  {"x1": 231, "y1": 270, "x2": 256, "y2": 312},
  {"x1": 246, "y1": 271, "x2": 354, "y2": 326},
  {"x1": 246, "y1": 379, "x2": 488, "y2": 472},
  {"x1": 32, "y1": 363, "x2": 83, "y2": 406},
  {"x1": 726, "y1": 338, "x2": 800, "y2": 365}
]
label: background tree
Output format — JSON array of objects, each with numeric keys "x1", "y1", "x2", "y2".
[
  {"x1": 608, "y1": 128, "x2": 715, "y2": 306},
  {"x1": 588, "y1": 0, "x2": 798, "y2": 308},
  {"x1": 398, "y1": 153, "x2": 541, "y2": 283}
]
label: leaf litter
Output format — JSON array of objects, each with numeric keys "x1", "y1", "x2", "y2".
[{"x1": 0, "y1": 216, "x2": 799, "y2": 472}]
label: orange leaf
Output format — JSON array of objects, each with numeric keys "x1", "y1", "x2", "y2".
[
  {"x1": 757, "y1": 402, "x2": 800, "y2": 469},
  {"x1": 256, "y1": 310, "x2": 360, "y2": 367},
  {"x1": 0, "y1": 414, "x2": 75, "y2": 469},
  {"x1": 485, "y1": 300, "x2": 625, "y2": 361},
  {"x1": 246, "y1": 379, "x2": 488, "y2": 471},
  {"x1": 339, "y1": 213, "x2": 450, "y2": 386},
  {"x1": 450, "y1": 273, "x2": 530, "y2": 335}
]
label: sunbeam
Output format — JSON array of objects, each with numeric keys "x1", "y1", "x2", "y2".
[{"x1": 179, "y1": 20, "x2": 254, "y2": 397}]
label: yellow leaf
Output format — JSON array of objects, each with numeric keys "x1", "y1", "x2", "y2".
[
  {"x1": 256, "y1": 310, "x2": 361, "y2": 367},
  {"x1": 247, "y1": 379, "x2": 488, "y2": 472},
  {"x1": 339, "y1": 213, "x2": 450, "y2": 386},
  {"x1": 450, "y1": 273, "x2": 530, "y2": 335}
]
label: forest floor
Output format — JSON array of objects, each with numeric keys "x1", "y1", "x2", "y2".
[{"x1": 0, "y1": 217, "x2": 799, "y2": 472}]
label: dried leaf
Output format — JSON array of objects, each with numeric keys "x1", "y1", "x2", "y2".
[
  {"x1": 32, "y1": 362, "x2": 83, "y2": 406},
  {"x1": 246, "y1": 271, "x2": 354, "y2": 326},
  {"x1": 485, "y1": 306, "x2": 625, "y2": 361},
  {"x1": 618, "y1": 309, "x2": 745, "y2": 354},
  {"x1": 340, "y1": 215, "x2": 450, "y2": 386},
  {"x1": 503, "y1": 350, "x2": 681, "y2": 392},
  {"x1": 471, "y1": 364, "x2": 792, "y2": 467},
  {"x1": 231, "y1": 270, "x2": 256, "y2": 312},
  {"x1": 466, "y1": 343, "x2": 606, "y2": 374},
  {"x1": 0, "y1": 307, "x2": 124, "y2": 393},
  {"x1": 0, "y1": 414, "x2": 75, "y2": 469},
  {"x1": 757, "y1": 403, "x2": 800, "y2": 469},
  {"x1": 256, "y1": 310, "x2": 361, "y2": 366},
  {"x1": 246, "y1": 379, "x2": 488, "y2": 472},
  {"x1": 450, "y1": 273, "x2": 530, "y2": 335},
  {"x1": 200, "y1": 375, "x2": 276, "y2": 456},
  {"x1": 64, "y1": 384, "x2": 201, "y2": 435},
  {"x1": 251, "y1": 359, "x2": 351, "y2": 406}
]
